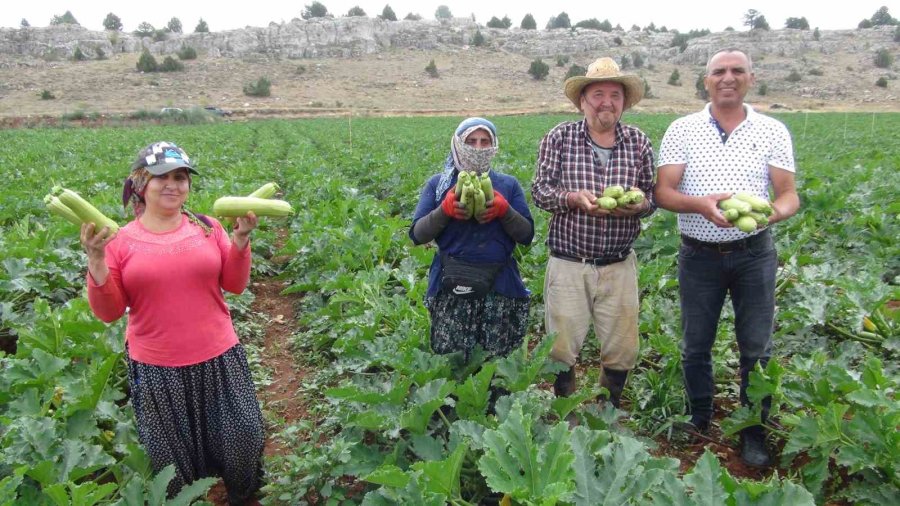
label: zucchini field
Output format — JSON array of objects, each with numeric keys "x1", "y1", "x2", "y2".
[{"x1": 0, "y1": 112, "x2": 897, "y2": 505}]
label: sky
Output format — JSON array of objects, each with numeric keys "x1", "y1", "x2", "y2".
[{"x1": 2, "y1": 1, "x2": 893, "y2": 33}]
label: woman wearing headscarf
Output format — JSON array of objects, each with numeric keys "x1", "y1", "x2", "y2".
[
  {"x1": 80, "y1": 141, "x2": 264, "y2": 504},
  {"x1": 410, "y1": 117, "x2": 534, "y2": 361}
]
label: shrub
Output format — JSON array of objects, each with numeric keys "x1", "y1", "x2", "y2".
[
  {"x1": 632, "y1": 52, "x2": 645, "y2": 68},
  {"x1": 667, "y1": 69, "x2": 681, "y2": 86},
  {"x1": 564, "y1": 64, "x2": 586, "y2": 79},
  {"x1": 136, "y1": 50, "x2": 158, "y2": 72},
  {"x1": 556, "y1": 55, "x2": 569, "y2": 67},
  {"x1": 695, "y1": 73, "x2": 708, "y2": 100},
  {"x1": 620, "y1": 55, "x2": 631, "y2": 69},
  {"x1": 404, "y1": 13, "x2": 422, "y2": 21},
  {"x1": 895, "y1": 26, "x2": 900, "y2": 42},
  {"x1": 875, "y1": 77, "x2": 888, "y2": 88},
  {"x1": 296, "y1": 64, "x2": 307, "y2": 75},
  {"x1": 858, "y1": 19, "x2": 873, "y2": 29},
  {"x1": 96, "y1": 48, "x2": 106, "y2": 60},
  {"x1": 21, "y1": 19, "x2": 30, "y2": 28},
  {"x1": 521, "y1": 14, "x2": 537, "y2": 30},
  {"x1": 574, "y1": 18, "x2": 603, "y2": 30},
  {"x1": 380, "y1": 5, "x2": 397, "y2": 21},
  {"x1": 643, "y1": 80, "x2": 655, "y2": 99},
  {"x1": 785, "y1": 17, "x2": 809, "y2": 29},
  {"x1": 73, "y1": 47, "x2": 87, "y2": 61},
  {"x1": 613, "y1": 36, "x2": 623, "y2": 46},
  {"x1": 50, "y1": 11, "x2": 79, "y2": 26},
  {"x1": 178, "y1": 45, "x2": 197, "y2": 60},
  {"x1": 785, "y1": 70, "x2": 802, "y2": 82},
  {"x1": 303, "y1": 2, "x2": 330, "y2": 19},
  {"x1": 425, "y1": 59, "x2": 438, "y2": 78},
  {"x1": 487, "y1": 16, "x2": 512, "y2": 29},
  {"x1": 472, "y1": 30, "x2": 485, "y2": 46},
  {"x1": 808, "y1": 68, "x2": 824, "y2": 76},
  {"x1": 347, "y1": 6, "x2": 366, "y2": 17},
  {"x1": 159, "y1": 56, "x2": 184, "y2": 72},
  {"x1": 195, "y1": 18, "x2": 209, "y2": 33},
  {"x1": 40, "y1": 90, "x2": 56, "y2": 100},
  {"x1": 153, "y1": 30, "x2": 169, "y2": 42},
  {"x1": 758, "y1": 82, "x2": 768, "y2": 95},
  {"x1": 874, "y1": 48, "x2": 894, "y2": 69},
  {"x1": 243, "y1": 77, "x2": 272, "y2": 97},
  {"x1": 813, "y1": 27, "x2": 821, "y2": 40},
  {"x1": 528, "y1": 59, "x2": 549, "y2": 80}
]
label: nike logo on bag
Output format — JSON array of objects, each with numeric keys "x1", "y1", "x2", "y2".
[{"x1": 453, "y1": 285, "x2": 474, "y2": 295}]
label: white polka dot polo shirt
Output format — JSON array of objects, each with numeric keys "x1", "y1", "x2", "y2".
[{"x1": 657, "y1": 103, "x2": 796, "y2": 242}]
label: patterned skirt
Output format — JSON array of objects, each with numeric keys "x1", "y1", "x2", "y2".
[
  {"x1": 126, "y1": 344, "x2": 265, "y2": 504},
  {"x1": 425, "y1": 292, "x2": 530, "y2": 360}
]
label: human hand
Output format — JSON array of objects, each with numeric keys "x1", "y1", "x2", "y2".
[
  {"x1": 441, "y1": 186, "x2": 473, "y2": 220},
  {"x1": 477, "y1": 190, "x2": 510, "y2": 223},
  {"x1": 232, "y1": 211, "x2": 258, "y2": 249},
  {"x1": 610, "y1": 187, "x2": 650, "y2": 217},
  {"x1": 567, "y1": 189, "x2": 605, "y2": 215},
  {"x1": 705, "y1": 192, "x2": 736, "y2": 228},
  {"x1": 80, "y1": 222, "x2": 116, "y2": 261}
]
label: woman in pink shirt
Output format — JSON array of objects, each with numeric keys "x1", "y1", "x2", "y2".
[{"x1": 81, "y1": 141, "x2": 264, "y2": 504}]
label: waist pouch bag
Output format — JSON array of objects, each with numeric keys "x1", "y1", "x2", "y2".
[{"x1": 440, "y1": 252, "x2": 506, "y2": 299}]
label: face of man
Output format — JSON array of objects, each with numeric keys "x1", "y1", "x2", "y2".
[
  {"x1": 705, "y1": 51, "x2": 755, "y2": 110},
  {"x1": 580, "y1": 81, "x2": 625, "y2": 133}
]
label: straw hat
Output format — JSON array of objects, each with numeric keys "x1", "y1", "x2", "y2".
[{"x1": 564, "y1": 57, "x2": 645, "y2": 111}]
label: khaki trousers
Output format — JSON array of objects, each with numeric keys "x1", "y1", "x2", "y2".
[{"x1": 544, "y1": 251, "x2": 639, "y2": 370}]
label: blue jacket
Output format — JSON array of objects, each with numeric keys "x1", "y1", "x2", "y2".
[{"x1": 410, "y1": 171, "x2": 534, "y2": 298}]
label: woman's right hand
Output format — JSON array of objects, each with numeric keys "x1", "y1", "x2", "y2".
[{"x1": 80, "y1": 223, "x2": 116, "y2": 284}]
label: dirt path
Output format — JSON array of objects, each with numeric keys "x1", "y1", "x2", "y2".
[{"x1": 208, "y1": 278, "x2": 307, "y2": 504}]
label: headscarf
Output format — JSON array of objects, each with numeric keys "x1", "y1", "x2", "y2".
[
  {"x1": 435, "y1": 117, "x2": 499, "y2": 203},
  {"x1": 122, "y1": 142, "x2": 211, "y2": 234}
]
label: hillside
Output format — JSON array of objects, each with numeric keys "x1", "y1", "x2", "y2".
[{"x1": 0, "y1": 19, "x2": 897, "y2": 120}]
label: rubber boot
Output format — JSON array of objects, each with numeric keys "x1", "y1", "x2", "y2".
[
  {"x1": 553, "y1": 365, "x2": 576, "y2": 397},
  {"x1": 598, "y1": 368, "x2": 629, "y2": 408},
  {"x1": 739, "y1": 425, "x2": 772, "y2": 467},
  {"x1": 687, "y1": 397, "x2": 713, "y2": 433}
]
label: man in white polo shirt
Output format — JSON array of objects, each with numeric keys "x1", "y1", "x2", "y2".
[{"x1": 655, "y1": 48, "x2": 800, "y2": 467}]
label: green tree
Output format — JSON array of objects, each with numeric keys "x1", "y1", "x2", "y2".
[
  {"x1": 404, "y1": 13, "x2": 422, "y2": 21},
  {"x1": 858, "y1": 19, "x2": 874, "y2": 29},
  {"x1": 195, "y1": 18, "x2": 209, "y2": 32},
  {"x1": 528, "y1": 58, "x2": 549, "y2": 80},
  {"x1": 620, "y1": 54, "x2": 631, "y2": 69},
  {"x1": 668, "y1": 69, "x2": 681, "y2": 85},
  {"x1": 521, "y1": 14, "x2": 536, "y2": 30},
  {"x1": 743, "y1": 9, "x2": 761, "y2": 29},
  {"x1": 632, "y1": 52, "x2": 645, "y2": 68},
  {"x1": 50, "y1": 11, "x2": 79, "y2": 26},
  {"x1": 303, "y1": 2, "x2": 330, "y2": 19},
  {"x1": 425, "y1": 59, "x2": 438, "y2": 77},
  {"x1": 472, "y1": 30, "x2": 485, "y2": 46},
  {"x1": 347, "y1": 6, "x2": 366, "y2": 17},
  {"x1": 753, "y1": 15, "x2": 771, "y2": 30},
  {"x1": 574, "y1": 18, "x2": 602, "y2": 30},
  {"x1": 177, "y1": 45, "x2": 198, "y2": 60},
  {"x1": 136, "y1": 50, "x2": 158, "y2": 72},
  {"x1": 758, "y1": 82, "x2": 768, "y2": 95},
  {"x1": 134, "y1": 22, "x2": 156, "y2": 37},
  {"x1": 894, "y1": 25, "x2": 900, "y2": 42},
  {"x1": 870, "y1": 6, "x2": 896, "y2": 26},
  {"x1": 785, "y1": 17, "x2": 809, "y2": 29},
  {"x1": 785, "y1": 69, "x2": 802, "y2": 82},
  {"x1": 565, "y1": 64, "x2": 586, "y2": 79},
  {"x1": 813, "y1": 27, "x2": 821, "y2": 40},
  {"x1": 243, "y1": 77, "x2": 272, "y2": 97},
  {"x1": 547, "y1": 12, "x2": 571, "y2": 29},
  {"x1": 875, "y1": 76, "x2": 888, "y2": 87},
  {"x1": 72, "y1": 47, "x2": 86, "y2": 61},
  {"x1": 380, "y1": 5, "x2": 397, "y2": 21},
  {"x1": 159, "y1": 56, "x2": 184, "y2": 72},
  {"x1": 874, "y1": 48, "x2": 894, "y2": 68},
  {"x1": 20, "y1": 19, "x2": 30, "y2": 28},
  {"x1": 435, "y1": 5, "x2": 452, "y2": 20},
  {"x1": 167, "y1": 17, "x2": 183, "y2": 33},
  {"x1": 103, "y1": 13, "x2": 122, "y2": 31},
  {"x1": 487, "y1": 16, "x2": 512, "y2": 28},
  {"x1": 695, "y1": 72, "x2": 708, "y2": 99},
  {"x1": 644, "y1": 22, "x2": 657, "y2": 32}
]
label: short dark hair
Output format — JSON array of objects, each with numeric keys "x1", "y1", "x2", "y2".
[{"x1": 706, "y1": 48, "x2": 753, "y2": 75}]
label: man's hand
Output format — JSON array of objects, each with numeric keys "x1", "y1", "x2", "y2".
[{"x1": 703, "y1": 192, "x2": 736, "y2": 228}]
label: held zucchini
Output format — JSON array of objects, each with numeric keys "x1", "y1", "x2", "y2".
[
  {"x1": 55, "y1": 187, "x2": 120, "y2": 233},
  {"x1": 212, "y1": 196, "x2": 293, "y2": 217}
]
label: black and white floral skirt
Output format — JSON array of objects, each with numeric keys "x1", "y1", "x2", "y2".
[
  {"x1": 127, "y1": 344, "x2": 264, "y2": 505},
  {"x1": 425, "y1": 291, "x2": 530, "y2": 360}
]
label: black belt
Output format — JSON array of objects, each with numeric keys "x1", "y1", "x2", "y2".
[
  {"x1": 550, "y1": 250, "x2": 631, "y2": 266},
  {"x1": 681, "y1": 229, "x2": 769, "y2": 254}
]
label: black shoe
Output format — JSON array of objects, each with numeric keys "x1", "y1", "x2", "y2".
[
  {"x1": 740, "y1": 427, "x2": 772, "y2": 468},
  {"x1": 554, "y1": 365, "x2": 576, "y2": 397},
  {"x1": 689, "y1": 415, "x2": 710, "y2": 434}
]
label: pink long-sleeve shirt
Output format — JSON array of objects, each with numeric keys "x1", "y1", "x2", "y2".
[{"x1": 87, "y1": 214, "x2": 251, "y2": 367}]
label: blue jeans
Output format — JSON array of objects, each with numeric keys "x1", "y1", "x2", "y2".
[{"x1": 678, "y1": 230, "x2": 777, "y2": 425}]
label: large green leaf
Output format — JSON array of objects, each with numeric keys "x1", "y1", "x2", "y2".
[{"x1": 683, "y1": 451, "x2": 728, "y2": 505}]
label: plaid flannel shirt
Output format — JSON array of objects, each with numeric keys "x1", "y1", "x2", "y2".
[{"x1": 532, "y1": 119, "x2": 656, "y2": 258}]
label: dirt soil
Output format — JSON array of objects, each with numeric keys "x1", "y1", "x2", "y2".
[{"x1": 2, "y1": 48, "x2": 898, "y2": 122}]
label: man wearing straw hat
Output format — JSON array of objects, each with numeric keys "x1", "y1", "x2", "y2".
[
  {"x1": 655, "y1": 49, "x2": 799, "y2": 467},
  {"x1": 532, "y1": 57, "x2": 655, "y2": 411}
]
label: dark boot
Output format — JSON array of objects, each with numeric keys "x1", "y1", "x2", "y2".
[
  {"x1": 553, "y1": 365, "x2": 576, "y2": 397},
  {"x1": 687, "y1": 396, "x2": 713, "y2": 433},
  {"x1": 598, "y1": 368, "x2": 629, "y2": 408},
  {"x1": 739, "y1": 425, "x2": 772, "y2": 467}
]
